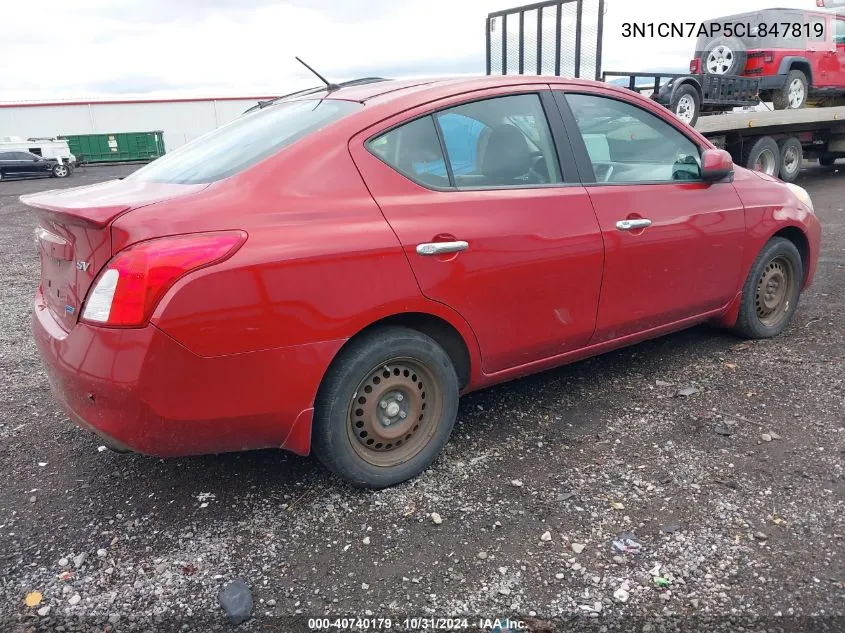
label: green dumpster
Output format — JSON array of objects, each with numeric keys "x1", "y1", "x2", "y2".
[{"x1": 60, "y1": 131, "x2": 166, "y2": 164}]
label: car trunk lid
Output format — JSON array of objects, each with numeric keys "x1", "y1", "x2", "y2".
[{"x1": 23, "y1": 178, "x2": 208, "y2": 331}]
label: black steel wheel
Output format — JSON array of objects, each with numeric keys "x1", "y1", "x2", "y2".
[
  {"x1": 313, "y1": 326, "x2": 459, "y2": 488},
  {"x1": 733, "y1": 237, "x2": 803, "y2": 339}
]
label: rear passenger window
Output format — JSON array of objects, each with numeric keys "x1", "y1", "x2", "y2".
[
  {"x1": 368, "y1": 116, "x2": 450, "y2": 188},
  {"x1": 368, "y1": 93, "x2": 563, "y2": 189},
  {"x1": 435, "y1": 94, "x2": 562, "y2": 187}
]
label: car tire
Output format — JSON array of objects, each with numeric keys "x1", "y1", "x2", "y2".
[
  {"x1": 52, "y1": 164, "x2": 70, "y2": 178},
  {"x1": 670, "y1": 84, "x2": 700, "y2": 126},
  {"x1": 819, "y1": 154, "x2": 837, "y2": 167},
  {"x1": 701, "y1": 37, "x2": 746, "y2": 75},
  {"x1": 777, "y1": 137, "x2": 803, "y2": 183},
  {"x1": 312, "y1": 325, "x2": 459, "y2": 489},
  {"x1": 732, "y1": 237, "x2": 803, "y2": 339},
  {"x1": 772, "y1": 70, "x2": 808, "y2": 110},
  {"x1": 741, "y1": 136, "x2": 781, "y2": 176}
]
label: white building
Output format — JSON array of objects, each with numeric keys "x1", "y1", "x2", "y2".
[{"x1": 0, "y1": 96, "x2": 277, "y2": 153}]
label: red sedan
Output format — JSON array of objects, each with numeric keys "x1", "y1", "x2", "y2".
[{"x1": 27, "y1": 76, "x2": 821, "y2": 488}]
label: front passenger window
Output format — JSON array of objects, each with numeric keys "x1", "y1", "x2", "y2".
[{"x1": 565, "y1": 93, "x2": 702, "y2": 183}]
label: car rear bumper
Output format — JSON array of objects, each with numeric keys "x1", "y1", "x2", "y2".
[{"x1": 32, "y1": 290, "x2": 343, "y2": 457}]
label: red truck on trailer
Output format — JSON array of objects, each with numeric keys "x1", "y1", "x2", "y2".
[{"x1": 487, "y1": 0, "x2": 845, "y2": 180}]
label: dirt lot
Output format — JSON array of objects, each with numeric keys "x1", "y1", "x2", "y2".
[{"x1": 0, "y1": 164, "x2": 843, "y2": 633}]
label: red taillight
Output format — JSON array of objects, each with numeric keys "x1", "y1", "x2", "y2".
[
  {"x1": 81, "y1": 231, "x2": 246, "y2": 327},
  {"x1": 763, "y1": 52, "x2": 774, "y2": 63},
  {"x1": 689, "y1": 59, "x2": 701, "y2": 74}
]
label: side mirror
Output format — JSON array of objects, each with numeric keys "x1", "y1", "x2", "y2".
[{"x1": 701, "y1": 148, "x2": 733, "y2": 182}]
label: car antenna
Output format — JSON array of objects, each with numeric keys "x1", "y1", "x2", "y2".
[{"x1": 295, "y1": 56, "x2": 341, "y2": 92}]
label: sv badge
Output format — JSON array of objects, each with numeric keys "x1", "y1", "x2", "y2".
[{"x1": 76, "y1": 261, "x2": 90, "y2": 272}]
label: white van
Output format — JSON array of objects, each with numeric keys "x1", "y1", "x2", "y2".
[{"x1": 0, "y1": 137, "x2": 76, "y2": 166}]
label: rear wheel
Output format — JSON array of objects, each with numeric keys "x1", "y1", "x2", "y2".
[
  {"x1": 819, "y1": 154, "x2": 837, "y2": 167},
  {"x1": 733, "y1": 237, "x2": 803, "y2": 339},
  {"x1": 777, "y1": 137, "x2": 803, "y2": 183},
  {"x1": 313, "y1": 326, "x2": 459, "y2": 489},
  {"x1": 742, "y1": 136, "x2": 780, "y2": 176},
  {"x1": 52, "y1": 164, "x2": 69, "y2": 178},
  {"x1": 773, "y1": 70, "x2": 808, "y2": 110},
  {"x1": 670, "y1": 84, "x2": 700, "y2": 126}
]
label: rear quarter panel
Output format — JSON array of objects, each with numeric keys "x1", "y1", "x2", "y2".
[{"x1": 111, "y1": 138, "x2": 482, "y2": 369}]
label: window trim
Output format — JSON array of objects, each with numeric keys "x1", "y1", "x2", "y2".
[
  {"x1": 554, "y1": 89, "x2": 709, "y2": 187},
  {"x1": 364, "y1": 89, "x2": 581, "y2": 192},
  {"x1": 366, "y1": 114, "x2": 453, "y2": 191},
  {"x1": 835, "y1": 17, "x2": 845, "y2": 44}
]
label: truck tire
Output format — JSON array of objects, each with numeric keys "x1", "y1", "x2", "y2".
[
  {"x1": 819, "y1": 154, "x2": 837, "y2": 167},
  {"x1": 777, "y1": 137, "x2": 803, "y2": 183},
  {"x1": 772, "y1": 70, "x2": 808, "y2": 110},
  {"x1": 742, "y1": 136, "x2": 781, "y2": 176},
  {"x1": 670, "y1": 84, "x2": 700, "y2": 126},
  {"x1": 701, "y1": 37, "x2": 746, "y2": 75}
]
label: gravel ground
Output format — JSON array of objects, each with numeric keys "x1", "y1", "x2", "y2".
[{"x1": 0, "y1": 164, "x2": 843, "y2": 633}]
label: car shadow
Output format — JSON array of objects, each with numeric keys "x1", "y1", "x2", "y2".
[{"x1": 81, "y1": 323, "x2": 737, "y2": 516}]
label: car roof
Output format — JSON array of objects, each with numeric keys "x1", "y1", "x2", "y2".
[{"x1": 289, "y1": 75, "x2": 605, "y2": 105}]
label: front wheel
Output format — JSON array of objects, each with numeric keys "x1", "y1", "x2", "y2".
[
  {"x1": 733, "y1": 237, "x2": 803, "y2": 339},
  {"x1": 52, "y1": 164, "x2": 69, "y2": 178},
  {"x1": 313, "y1": 326, "x2": 459, "y2": 489}
]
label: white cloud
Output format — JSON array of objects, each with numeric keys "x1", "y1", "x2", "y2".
[{"x1": 0, "y1": 0, "x2": 824, "y2": 101}]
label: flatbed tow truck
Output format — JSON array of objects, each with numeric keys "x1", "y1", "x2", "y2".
[
  {"x1": 603, "y1": 70, "x2": 845, "y2": 182},
  {"x1": 487, "y1": 0, "x2": 845, "y2": 181},
  {"x1": 693, "y1": 105, "x2": 845, "y2": 181}
]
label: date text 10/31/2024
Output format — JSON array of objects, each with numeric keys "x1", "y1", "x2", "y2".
[
  {"x1": 307, "y1": 617, "x2": 527, "y2": 631},
  {"x1": 622, "y1": 21, "x2": 825, "y2": 39}
]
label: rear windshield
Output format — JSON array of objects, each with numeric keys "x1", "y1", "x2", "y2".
[{"x1": 129, "y1": 99, "x2": 361, "y2": 184}]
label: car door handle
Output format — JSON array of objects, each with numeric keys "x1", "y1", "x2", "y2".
[
  {"x1": 416, "y1": 241, "x2": 469, "y2": 256},
  {"x1": 616, "y1": 219, "x2": 652, "y2": 231}
]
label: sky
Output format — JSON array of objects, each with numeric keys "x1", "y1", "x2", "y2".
[{"x1": 0, "y1": 0, "x2": 830, "y2": 102}]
